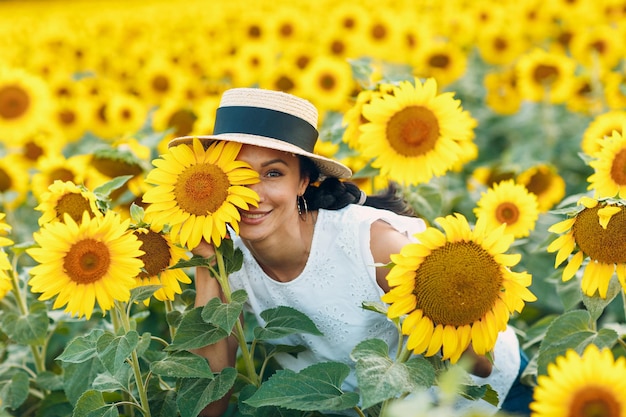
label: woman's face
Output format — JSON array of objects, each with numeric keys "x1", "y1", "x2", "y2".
[{"x1": 235, "y1": 144, "x2": 309, "y2": 242}]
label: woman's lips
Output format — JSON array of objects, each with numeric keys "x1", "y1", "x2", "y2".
[{"x1": 240, "y1": 210, "x2": 268, "y2": 224}]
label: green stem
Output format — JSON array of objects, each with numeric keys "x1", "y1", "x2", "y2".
[
  {"x1": 163, "y1": 298, "x2": 176, "y2": 341},
  {"x1": 8, "y1": 266, "x2": 46, "y2": 375},
  {"x1": 214, "y1": 248, "x2": 260, "y2": 386},
  {"x1": 352, "y1": 406, "x2": 366, "y2": 417},
  {"x1": 115, "y1": 302, "x2": 151, "y2": 417}
]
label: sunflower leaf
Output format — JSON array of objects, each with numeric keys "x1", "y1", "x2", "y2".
[
  {"x1": 201, "y1": 290, "x2": 247, "y2": 334},
  {"x1": 0, "y1": 370, "x2": 29, "y2": 410},
  {"x1": 537, "y1": 309, "x2": 594, "y2": 376},
  {"x1": 167, "y1": 307, "x2": 229, "y2": 351},
  {"x1": 57, "y1": 329, "x2": 105, "y2": 364},
  {"x1": 150, "y1": 351, "x2": 214, "y2": 379},
  {"x1": 254, "y1": 306, "x2": 323, "y2": 340},
  {"x1": 72, "y1": 390, "x2": 119, "y2": 417},
  {"x1": 93, "y1": 175, "x2": 133, "y2": 198},
  {"x1": 582, "y1": 276, "x2": 622, "y2": 321},
  {"x1": 96, "y1": 330, "x2": 140, "y2": 375},
  {"x1": 169, "y1": 255, "x2": 214, "y2": 270},
  {"x1": 177, "y1": 368, "x2": 238, "y2": 417},
  {"x1": 0, "y1": 301, "x2": 48, "y2": 345},
  {"x1": 130, "y1": 285, "x2": 162, "y2": 304},
  {"x1": 352, "y1": 338, "x2": 436, "y2": 409},
  {"x1": 243, "y1": 362, "x2": 359, "y2": 411}
]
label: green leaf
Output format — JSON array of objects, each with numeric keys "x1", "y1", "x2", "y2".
[
  {"x1": 404, "y1": 184, "x2": 443, "y2": 224},
  {"x1": 237, "y1": 384, "x2": 303, "y2": 417},
  {"x1": 35, "y1": 371, "x2": 65, "y2": 391},
  {"x1": 169, "y1": 254, "x2": 214, "y2": 270},
  {"x1": 93, "y1": 175, "x2": 133, "y2": 197},
  {"x1": 201, "y1": 290, "x2": 247, "y2": 333},
  {"x1": 91, "y1": 367, "x2": 131, "y2": 393},
  {"x1": 243, "y1": 362, "x2": 359, "y2": 411},
  {"x1": 149, "y1": 389, "x2": 179, "y2": 417},
  {"x1": 254, "y1": 306, "x2": 323, "y2": 341},
  {"x1": 0, "y1": 301, "x2": 49, "y2": 345},
  {"x1": 0, "y1": 371, "x2": 29, "y2": 410},
  {"x1": 57, "y1": 329, "x2": 105, "y2": 364},
  {"x1": 593, "y1": 328, "x2": 619, "y2": 350},
  {"x1": 361, "y1": 301, "x2": 389, "y2": 316},
  {"x1": 96, "y1": 330, "x2": 139, "y2": 375},
  {"x1": 177, "y1": 368, "x2": 238, "y2": 417},
  {"x1": 150, "y1": 351, "x2": 214, "y2": 379},
  {"x1": 537, "y1": 310, "x2": 594, "y2": 376},
  {"x1": 220, "y1": 239, "x2": 244, "y2": 275},
  {"x1": 72, "y1": 390, "x2": 119, "y2": 417},
  {"x1": 129, "y1": 285, "x2": 162, "y2": 304},
  {"x1": 582, "y1": 276, "x2": 622, "y2": 321},
  {"x1": 129, "y1": 203, "x2": 145, "y2": 224},
  {"x1": 352, "y1": 339, "x2": 436, "y2": 409},
  {"x1": 167, "y1": 307, "x2": 228, "y2": 351},
  {"x1": 555, "y1": 272, "x2": 583, "y2": 311},
  {"x1": 62, "y1": 358, "x2": 106, "y2": 405}
]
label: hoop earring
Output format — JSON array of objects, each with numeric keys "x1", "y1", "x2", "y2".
[{"x1": 297, "y1": 195, "x2": 308, "y2": 220}]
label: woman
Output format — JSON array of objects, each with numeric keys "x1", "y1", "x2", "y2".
[{"x1": 169, "y1": 88, "x2": 526, "y2": 416}]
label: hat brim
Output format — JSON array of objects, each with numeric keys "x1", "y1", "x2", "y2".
[{"x1": 168, "y1": 133, "x2": 352, "y2": 179}]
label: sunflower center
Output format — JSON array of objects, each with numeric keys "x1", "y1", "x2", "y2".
[
  {"x1": 24, "y1": 141, "x2": 44, "y2": 162},
  {"x1": 175, "y1": 163, "x2": 230, "y2": 216},
  {"x1": 168, "y1": 109, "x2": 197, "y2": 137},
  {"x1": 524, "y1": 170, "x2": 551, "y2": 195},
  {"x1": 64, "y1": 239, "x2": 111, "y2": 284},
  {"x1": 152, "y1": 75, "x2": 170, "y2": 93},
  {"x1": 609, "y1": 148, "x2": 626, "y2": 186},
  {"x1": 569, "y1": 386, "x2": 621, "y2": 417},
  {"x1": 0, "y1": 168, "x2": 12, "y2": 192},
  {"x1": 50, "y1": 168, "x2": 77, "y2": 183},
  {"x1": 429, "y1": 53, "x2": 450, "y2": 69},
  {"x1": 573, "y1": 206, "x2": 626, "y2": 264},
  {"x1": 0, "y1": 85, "x2": 30, "y2": 120},
  {"x1": 136, "y1": 230, "x2": 171, "y2": 278},
  {"x1": 386, "y1": 105, "x2": 440, "y2": 157},
  {"x1": 413, "y1": 241, "x2": 503, "y2": 326},
  {"x1": 496, "y1": 202, "x2": 520, "y2": 224},
  {"x1": 56, "y1": 193, "x2": 96, "y2": 222},
  {"x1": 92, "y1": 156, "x2": 143, "y2": 178},
  {"x1": 319, "y1": 73, "x2": 336, "y2": 91},
  {"x1": 533, "y1": 64, "x2": 559, "y2": 85}
]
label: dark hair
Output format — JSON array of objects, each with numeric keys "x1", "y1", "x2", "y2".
[{"x1": 298, "y1": 156, "x2": 416, "y2": 217}]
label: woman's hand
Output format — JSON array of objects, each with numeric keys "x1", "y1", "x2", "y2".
[{"x1": 192, "y1": 239, "x2": 216, "y2": 260}]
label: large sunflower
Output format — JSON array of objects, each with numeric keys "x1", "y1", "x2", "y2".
[
  {"x1": 587, "y1": 129, "x2": 626, "y2": 199},
  {"x1": 34, "y1": 180, "x2": 102, "y2": 225},
  {"x1": 547, "y1": 196, "x2": 626, "y2": 298},
  {"x1": 581, "y1": 110, "x2": 626, "y2": 156},
  {"x1": 359, "y1": 77, "x2": 477, "y2": 186},
  {"x1": 530, "y1": 344, "x2": 626, "y2": 417},
  {"x1": 474, "y1": 179, "x2": 539, "y2": 238},
  {"x1": 142, "y1": 138, "x2": 260, "y2": 249},
  {"x1": 27, "y1": 211, "x2": 145, "y2": 320},
  {"x1": 382, "y1": 213, "x2": 536, "y2": 363},
  {"x1": 132, "y1": 224, "x2": 191, "y2": 304}
]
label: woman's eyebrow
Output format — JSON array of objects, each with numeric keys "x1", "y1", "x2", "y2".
[{"x1": 260, "y1": 158, "x2": 289, "y2": 168}]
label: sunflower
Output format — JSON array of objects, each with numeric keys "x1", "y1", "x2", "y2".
[
  {"x1": 483, "y1": 69, "x2": 523, "y2": 116},
  {"x1": 142, "y1": 138, "x2": 260, "y2": 249},
  {"x1": 604, "y1": 71, "x2": 626, "y2": 110},
  {"x1": 132, "y1": 224, "x2": 191, "y2": 304},
  {"x1": 31, "y1": 154, "x2": 91, "y2": 201},
  {"x1": 569, "y1": 24, "x2": 623, "y2": 74},
  {"x1": 547, "y1": 196, "x2": 626, "y2": 298},
  {"x1": 474, "y1": 180, "x2": 539, "y2": 238},
  {"x1": 27, "y1": 211, "x2": 144, "y2": 320},
  {"x1": 581, "y1": 111, "x2": 626, "y2": 156},
  {"x1": 530, "y1": 344, "x2": 626, "y2": 417},
  {"x1": 476, "y1": 21, "x2": 528, "y2": 66},
  {"x1": 104, "y1": 92, "x2": 148, "y2": 138},
  {"x1": 298, "y1": 55, "x2": 355, "y2": 112},
  {"x1": 516, "y1": 164, "x2": 566, "y2": 212},
  {"x1": 35, "y1": 180, "x2": 102, "y2": 225},
  {"x1": 343, "y1": 83, "x2": 396, "y2": 150},
  {"x1": 360, "y1": 77, "x2": 477, "y2": 186},
  {"x1": 515, "y1": 48, "x2": 577, "y2": 104},
  {"x1": 0, "y1": 67, "x2": 52, "y2": 142},
  {"x1": 411, "y1": 41, "x2": 468, "y2": 88},
  {"x1": 382, "y1": 213, "x2": 536, "y2": 363},
  {"x1": 0, "y1": 154, "x2": 30, "y2": 210},
  {"x1": 588, "y1": 129, "x2": 626, "y2": 199}
]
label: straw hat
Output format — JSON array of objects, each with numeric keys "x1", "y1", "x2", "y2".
[{"x1": 168, "y1": 88, "x2": 352, "y2": 179}]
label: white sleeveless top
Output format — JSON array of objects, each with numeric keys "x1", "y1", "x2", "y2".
[{"x1": 229, "y1": 204, "x2": 519, "y2": 412}]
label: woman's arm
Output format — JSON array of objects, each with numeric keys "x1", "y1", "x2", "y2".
[
  {"x1": 369, "y1": 220, "x2": 493, "y2": 377},
  {"x1": 191, "y1": 241, "x2": 239, "y2": 417}
]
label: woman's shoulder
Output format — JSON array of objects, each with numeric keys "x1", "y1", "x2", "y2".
[{"x1": 322, "y1": 204, "x2": 426, "y2": 237}]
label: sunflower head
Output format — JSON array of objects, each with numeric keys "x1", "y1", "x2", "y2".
[
  {"x1": 531, "y1": 344, "x2": 626, "y2": 417},
  {"x1": 548, "y1": 196, "x2": 626, "y2": 298},
  {"x1": 382, "y1": 213, "x2": 535, "y2": 363},
  {"x1": 143, "y1": 138, "x2": 260, "y2": 249},
  {"x1": 35, "y1": 180, "x2": 102, "y2": 226}
]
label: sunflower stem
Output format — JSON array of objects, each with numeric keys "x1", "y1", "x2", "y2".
[
  {"x1": 164, "y1": 298, "x2": 177, "y2": 341},
  {"x1": 115, "y1": 301, "x2": 152, "y2": 417},
  {"x1": 8, "y1": 263, "x2": 46, "y2": 375},
  {"x1": 214, "y1": 247, "x2": 260, "y2": 386}
]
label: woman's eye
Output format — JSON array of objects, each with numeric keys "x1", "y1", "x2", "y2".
[{"x1": 265, "y1": 170, "x2": 282, "y2": 178}]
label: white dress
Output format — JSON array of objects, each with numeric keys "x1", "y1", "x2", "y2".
[{"x1": 228, "y1": 204, "x2": 519, "y2": 413}]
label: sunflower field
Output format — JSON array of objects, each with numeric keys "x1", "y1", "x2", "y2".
[{"x1": 1, "y1": 0, "x2": 626, "y2": 416}]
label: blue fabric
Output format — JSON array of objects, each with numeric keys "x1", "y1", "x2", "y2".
[{"x1": 500, "y1": 349, "x2": 534, "y2": 416}]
